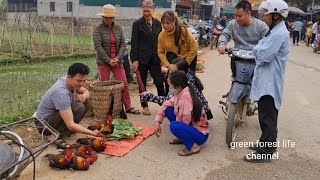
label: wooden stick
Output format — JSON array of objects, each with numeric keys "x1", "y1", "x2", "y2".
[
  {"x1": 51, "y1": 21, "x2": 53, "y2": 56},
  {"x1": 71, "y1": 14, "x2": 74, "y2": 54}
]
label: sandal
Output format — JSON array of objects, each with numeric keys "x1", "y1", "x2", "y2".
[
  {"x1": 53, "y1": 138, "x2": 70, "y2": 149},
  {"x1": 169, "y1": 138, "x2": 182, "y2": 145},
  {"x1": 178, "y1": 148, "x2": 200, "y2": 156},
  {"x1": 126, "y1": 107, "x2": 140, "y2": 115}
]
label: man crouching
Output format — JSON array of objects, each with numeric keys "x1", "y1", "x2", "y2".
[{"x1": 36, "y1": 63, "x2": 105, "y2": 148}]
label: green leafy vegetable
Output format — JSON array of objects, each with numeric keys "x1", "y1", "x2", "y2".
[{"x1": 106, "y1": 119, "x2": 142, "y2": 141}]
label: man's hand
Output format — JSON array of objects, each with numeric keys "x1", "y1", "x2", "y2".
[
  {"x1": 154, "y1": 122, "x2": 161, "y2": 138},
  {"x1": 132, "y1": 61, "x2": 139, "y2": 72},
  {"x1": 76, "y1": 94, "x2": 87, "y2": 103},
  {"x1": 94, "y1": 130, "x2": 108, "y2": 138},
  {"x1": 218, "y1": 44, "x2": 227, "y2": 54}
]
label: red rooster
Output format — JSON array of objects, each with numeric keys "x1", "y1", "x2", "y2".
[
  {"x1": 43, "y1": 153, "x2": 72, "y2": 170},
  {"x1": 76, "y1": 138, "x2": 106, "y2": 152},
  {"x1": 61, "y1": 145, "x2": 98, "y2": 164},
  {"x1": 87, "y1": 115, "x2": 114, "y2": 135},
  {"x1": 69, "y1": 155, "x2": 91, "y2": 171}
]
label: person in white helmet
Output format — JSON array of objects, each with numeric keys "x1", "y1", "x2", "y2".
[{"x1": 244, "y1": 0, "x2": 290, "y2": 163}]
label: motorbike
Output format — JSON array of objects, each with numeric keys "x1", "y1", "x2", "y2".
[
  {"x1": 0, "y1": 118, "x2": 59, "y2": 179},
  {"x1": 210, "y1": 24, "x2": 224, "y2": 50},
  {"x1": 197, "y1": 26, "x2": 212, "y2": 48},
  {"x1": 219, "y1": 48, "x2": 258, "y2": 147},
  {"x1": 312, "y1": 34, "x2": 320, "y2": 53}
]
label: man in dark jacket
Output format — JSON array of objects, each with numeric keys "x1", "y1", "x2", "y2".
[{"x1": 130, "y1": 0, "x2": 164, "y2": 115}]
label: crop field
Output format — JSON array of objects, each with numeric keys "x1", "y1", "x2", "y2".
[{"x1": 0, "y1": 57, "x2": 98, "y2": 125}]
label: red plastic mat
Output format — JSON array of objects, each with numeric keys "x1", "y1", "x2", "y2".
[{"x1": 101, "y1": 124, "x2": 155, "y2": 157}]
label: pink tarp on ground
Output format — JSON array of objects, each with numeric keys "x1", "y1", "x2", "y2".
[{"x1": 101, "y1": 124, "x2": 155, "y2": 157}]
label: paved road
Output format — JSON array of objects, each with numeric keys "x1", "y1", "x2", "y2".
[{"x1": 20, "y1": 44, "x2": 320, "y2": 180}]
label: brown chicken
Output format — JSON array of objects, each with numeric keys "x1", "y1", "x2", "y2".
[
  {"x1": 69, "y1": 155, "x2": 91, "y2": 171},
  {"x1": 87, "y1": 115, "x2": 114, "y2": 135},
  {"x1": 76, "y1": 138, "x2": 106, "y2": 152},
  {"x1": 44, "y1": 153, "x2": 72, "y2": 170}
]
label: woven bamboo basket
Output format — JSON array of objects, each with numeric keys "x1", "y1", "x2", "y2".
[
  {"x1": 83, "y1": 79, "x2": 100, "y2": 117},
  {"x1": 90, "y1": 80, "x2": 124, "y2": 120}
]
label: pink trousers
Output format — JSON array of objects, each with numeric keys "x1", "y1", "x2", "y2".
[{"x1": 98, "y1": 64, "x2": 131, "y2": 110}]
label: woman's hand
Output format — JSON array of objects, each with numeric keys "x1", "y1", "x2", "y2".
[
  {"x1": 169, "y1": 64, "x2": 178, "y2": 72},
  {"x1": 132, "y1": 61, "x2": 139, "y2": 72},
  {"x1": 110, "y1": 58, "x2": 119, "y2": 67},
  {"x1": 154, "y1": 122, "x2": 161, "y2": 138}
]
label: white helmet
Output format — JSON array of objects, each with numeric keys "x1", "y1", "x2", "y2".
[{"x1": 258, "y1": 0, "x2": 289, "y2": 18}]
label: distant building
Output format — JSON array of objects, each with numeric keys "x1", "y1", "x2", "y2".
[
  {"x1": 36, "y1": 0, "x2": 172, "y2": 19},
  {"x1": 7, "y1": 0, "x2": 37, "y2": 12}
]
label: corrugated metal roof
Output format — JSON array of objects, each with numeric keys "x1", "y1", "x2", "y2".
[{"x1": 7, "y1": 0, "x2": 36, "y2": 3}]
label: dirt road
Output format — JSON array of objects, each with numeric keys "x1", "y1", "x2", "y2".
[{"x1": 20, "y1": 44, "x2": 320, "y2": 180}]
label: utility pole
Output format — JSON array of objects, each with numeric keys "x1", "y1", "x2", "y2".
[{"x1": 311, "y1": 0, "x2": 314, "y2": 21}]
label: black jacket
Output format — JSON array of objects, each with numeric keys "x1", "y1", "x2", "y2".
[{"x1": 130, "y1": 17, "x2": 162, "y2": 65}]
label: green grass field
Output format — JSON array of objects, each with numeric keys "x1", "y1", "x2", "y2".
[
  {"x1": 0, "y1": 31, "x2": 94, "y2": 55},
  {"x1": 0, "y1": 57, "x2": 98, "y2": 125}
]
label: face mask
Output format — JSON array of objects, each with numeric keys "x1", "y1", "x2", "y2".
[{"x1": 170, "y1": 88, "x2": 179, "y2": 95}]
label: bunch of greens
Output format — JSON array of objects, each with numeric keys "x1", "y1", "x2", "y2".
[
  {"x1": 196, "y1": 63, "x2": 205, "y2": 71},
  {"x1": 106, "y1": 119, "x2": 142, "y2": 141}
]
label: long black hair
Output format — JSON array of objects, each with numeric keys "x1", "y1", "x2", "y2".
[
  {"x1": 169, "y1": 71, "x2": 203, "y2": 122},
  {"x1": 161, "y1": 10, "x2": 182, "y2": 47},
  {"x1": 171, "y1": 57, "x2": 204, "y2": 91}
]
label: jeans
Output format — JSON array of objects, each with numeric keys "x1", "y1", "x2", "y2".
[
  {"x1": 99, "y1": 64, "x2": 131, "y2": 110},
  {"x1": 165, "y1": 107, "x2": 208, "y2": 150},
  {"x1": 300, "y1": 33, "x2": 306, "y2": 41}
]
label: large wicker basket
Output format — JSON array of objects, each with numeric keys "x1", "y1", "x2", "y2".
[
  {"x1": 90, "y1": 80, "x2": 124, "y2": 120},
  {"x1": 83, "y1": 79, "x2": 100, "y2": 117}
]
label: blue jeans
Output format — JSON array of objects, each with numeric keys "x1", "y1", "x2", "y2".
[{"x1": 165, "y1": 107, "x2": 209, "y2": 150}]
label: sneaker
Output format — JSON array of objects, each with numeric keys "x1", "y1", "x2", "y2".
[{"x1": 296, "y1": 44, "x2": 299, "y2": 46}]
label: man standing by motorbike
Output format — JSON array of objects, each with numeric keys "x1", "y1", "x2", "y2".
[
  {"x1": 218, "y1": 0, "x2": 269, "y2": 79},
  {"x1": 244, "y1": 0, "x2": 290, "y2": 163}
]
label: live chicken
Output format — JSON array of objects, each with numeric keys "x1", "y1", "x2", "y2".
[
  {"x1": 44, "y1": 153, "x2": 72, "y2": 170},
  {"x1": 76, "y1": 138, "x2": 106, "y2": 152}
]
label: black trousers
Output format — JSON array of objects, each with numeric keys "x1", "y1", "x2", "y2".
[
  {"x1": 138, "y1": 63, "x2": 165, "y2": 107},
  {"x1": 292, "y1": 31, "x2": 300, "y2": 44},
  {"x1": 257, "y1": 95, "x2": 279, "y2": 154},
  {"x1": 311, "y1": 33, "x2": 316, "y2": 44},
  {"x1": 123, "y1": 54, "x2": 133, "y2": 83}
]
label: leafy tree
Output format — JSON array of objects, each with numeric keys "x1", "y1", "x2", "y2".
[{"x1": 286, "y1": 0, "x2": 320, "y2": 12}]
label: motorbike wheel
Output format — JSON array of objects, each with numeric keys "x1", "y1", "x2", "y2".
[
  {"x1": 313, "y1": 48, "x2": 317, "y2": 53},
  {"x1": 226, "y1": 102, "x2": 240, "y2": 147},
  {"x1": 210, "y1": 38, "x2": 217, "y2": 50}
]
